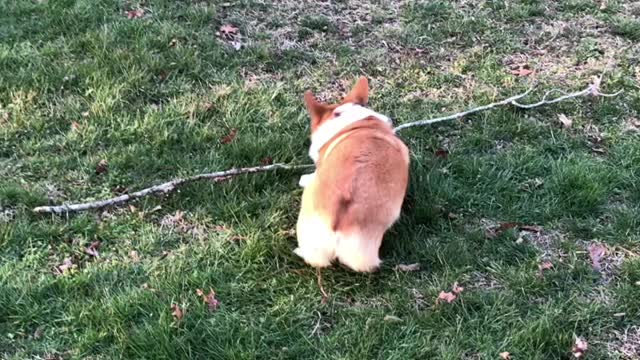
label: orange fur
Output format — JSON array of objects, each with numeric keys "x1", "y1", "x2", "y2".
[{"x1": 295, "y1": 77, "x2": 410, "y2": 272}]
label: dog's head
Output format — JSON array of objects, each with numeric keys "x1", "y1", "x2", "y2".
[{"x1": 304, "y1": 77, "x2": 390, "y2": 133}]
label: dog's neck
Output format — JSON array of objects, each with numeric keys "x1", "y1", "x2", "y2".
[{"x1": 308, "y1": 103, "x2": 391, "y2": 162}]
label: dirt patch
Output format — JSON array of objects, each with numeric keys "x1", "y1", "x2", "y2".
[
  {"x1": 606, "y1": 326, "x2": 640, "y2": 359},
  {"x1": 159, "y1": 210, "x2": 209, "y2": 239},
  {"x1": 464, "y1": 271, "x2": 504, "y2": 291},
  {"x1": 0, "y1": 208, "x2": 16, "y2": 223}
]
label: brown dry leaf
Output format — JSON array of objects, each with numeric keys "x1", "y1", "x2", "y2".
[
  {"x1": 487, "y1": 222, "x2": 542, "y2": 239},
  {"x1": 129, "y1": 250, "x2": 140, "y2": 263},
  {"x1": 84, "y1": 241, "x2": 101, "y2": 257},
  {"x1": 219, "y1": 24, "x2": 239, "y2": 39},
  {"x1": 171, "y1": 303, "x2": 184, "y2": 321},
  {"x1": 452, "y1": 282, "x2": 464, "y2": 294},
  {"x1": 572, "y1": 337, "x2": 588, "y2": 358},
  {"x1": 510, "y1": 65, "x2": 534, "y2": 77},
  {"x1": 486, "y1": 222, "x2": 519, "y2": 239},
  {"x1": 437, "y1": 291, "x2": 457, "y2": 304},
  {"x1": 168, "y1": 38, "x2": 179, "y2": 48},
  {"x1": 260, "y1": 156, "x2": 274, "y2": 165},
  {"x1": 204, "y1": 289, "x2": 219, "y2": 312},
  {"x1": 394, "y1": 263, "x2": 421, "y2": 272},
  {"x1": 499, "y1": 352, "x2": 511, "y2": 360},
  {"x1": 55, "y1": 257, "x2": 75, "y2": 275},
  {"x1": 71, "y1": 121, "x2": 81, "y2": 131},
  {"x1": 539, "y1": 261, "x2": 554, "y2": 271},
  {"x1": 434, "y1": 148, "x2": 449, "y2": 158},
  {"x1": 196, "y1": 288, "x2": 204, "y2": 297},
  {"x1": 95, "y1": 159, "x2": 108, "y2": 175},
  {"x1": 520, "y1": 225, "x2": 543, "y2": 233},
  {"x1": 558, "y1": 114, "x2": 573, "y2": 129},
  {"x1": 126, "y1": 8, "x2": 144, "y2": 19},
  {"x1": 588, "y1": 243, "x2": 607, "y2": 271},
  {"x1": 221, "y1": 128, "x2": 238, "y2": 144}
]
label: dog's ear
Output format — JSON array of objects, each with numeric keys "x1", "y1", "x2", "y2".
[
  {"x1": 342, "y1": 76, "x2": 369, "y2": 105},
  {"x1": 304, "y1": 91, "x2": 331, "y2": 129}
]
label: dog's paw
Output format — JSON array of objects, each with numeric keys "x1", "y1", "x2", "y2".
[{"x1": 298, "y1": 173, "x2": 315, "y2": 188}]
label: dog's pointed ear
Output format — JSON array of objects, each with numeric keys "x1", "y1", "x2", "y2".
[
  {"x1": 304, "y1": 91, "x2": 330, "y2": 129},
  {"x1": 343, "y1": 76, "x2": 369, "y2": 105}
]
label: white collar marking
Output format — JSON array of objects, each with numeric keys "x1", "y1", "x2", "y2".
[{"x1": 308, "y1": 103, "x2": 391, "y2": 162}]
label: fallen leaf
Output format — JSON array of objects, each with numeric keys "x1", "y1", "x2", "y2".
[
  {"x1": 588, "y1": 243, "x2": 607, "y2": 271},
  {"x1": 81, "y1": 111, "x2": 90, "y2": 118},
  {"x1": 434, "y1": 148, "x2": 449, "y2": 158},
  {"x1": 260, "y1": 156, "x2": 273, "y2": 165},
  {"x1": 221, "y1": 128, "x2": 237, "y2": 144},
  {"x1": 510, "y1": 65, "x2": 533, "y2": 77},
  {"x1": 196, "y1": 289, "x2": 204, "y2": 297},
  {"x1": 520, "y1": 178, "x2": 544, "y2": 192},
  {"x1": 486, "y1": 222, "x2": 519, "y2": 239},
  {"x1": 95, "y1": 159, "x2": 108, "y2": 175},
  {"x1": 499, "y1": 352, "x2": 511, "y2": 360},
  {"x1": 591, "y1": 146, "x2": 607, "y2": 155},
  {"x1": 539, "y1": 261, "x2": 553, "y2": 271},
  {"x1": 447, "y1": 212, "x2": 459, "y2": 220},
  {"x1": 519, "y1": 225, "x2": 543, "y2": 233},
  {"x1": 383, "y1": 315, "x2": 403, "y2": 322},
  {"x1": 486, "y1": 222, "x2": 542, "y2": 239},
  {"x1": 84, "y1": 240, "x2": 101, "y2": 257},
  {"x1": 129, "y1": 250, "x2": 140, "y2": 263},
  {"x1": 128, "y1": 205, "x2": 137, "y2": 213},
  {"x1": 558, "y1": 114, "x2": 573, "y2": 129},
  {"x1": 111, "y1": 185, "x2": 128, "y2": 195},
  {"x1": 572, "y1": 337, "x2": 588, "y2": 358},
  {"x1": 394, "y1": 263, "x2": 420, "y2": 272},
  {"x1": 204, "y1": 289, "x2": 219, "y2": 312},
  {"x1": 55, "y1": 257, "x2": 75, "y2": 275},
  {"x1": 214, "y1": 225, "x2": 229, "y2": 232},
  {"x1": 220, "y1": 24, "x2": 239, "y2": 37},
  {"x1": 171, "y1": 303, "x2": 184, "y2": 321},
  {"x1": 437, "y1": 291, "x2": 457, "y2": 304},
  {"x1": 613, "y1": 312, "x2": 626, "y2": 317},
  {"x1": 623, "y1": 118, "x2": 640, "y2": 133},
  {"x1": 71, "y1": 121, "x2": 81, "y2": 131},
  {"x1": 452, "y1": 282, "x2": 464, "y2": 294},
  {"x1": 126, "y1": 8, "x2": 144, "y2": 19},
  {"x1": 168, "y1": 38, "x2": 179, "y2": 48},
  {"x1": 599, "y1": 0, "x2": 608, "y2": 10},
  {"x1": 200, "y1": 102, "x2": 214, "y2": 112},
  {"x1": 530, "y1": 49, "x2": 547, "y2": 56}
]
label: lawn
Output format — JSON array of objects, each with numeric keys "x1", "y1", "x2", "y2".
[{"x1": 1, "y1": 0, "x2": 640, "y2": 358}]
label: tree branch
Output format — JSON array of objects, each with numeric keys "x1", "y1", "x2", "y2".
[
  {"x1": 392, "y1": 77, "x2": 622, "y2": 132},
  {"x1": 33, "y1": 77, "x2": 622, "y2": 215},
  {"x1": 33, "y1": 163, "x2": 314, "y2": 214}
]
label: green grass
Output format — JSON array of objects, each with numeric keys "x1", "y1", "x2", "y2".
[{"x1": 2, "y1": 0, "x2": 640, "y2": 358}]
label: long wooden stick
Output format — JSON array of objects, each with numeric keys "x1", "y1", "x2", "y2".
[
  {"x1": 33, "y1": 163, "x2": 314, "y2": 214},
  {"x1": 33, "y1": 78, "x2": 622, "y2": 214}
]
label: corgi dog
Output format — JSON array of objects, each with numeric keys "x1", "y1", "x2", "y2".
[{"x1": 295, "y1": 77, "x2": 410, "y2": 272}]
